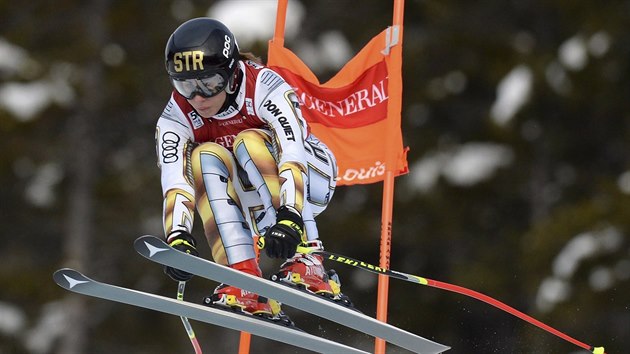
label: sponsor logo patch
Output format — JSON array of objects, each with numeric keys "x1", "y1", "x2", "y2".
[
  {"x1": 161, "y1": 132, "x2": 180, "y2": 163},
  {"x1": 188, "y1": 111, "x2": 204, "y2": 129},
  {"x1": 263, "y1": 100, "x2": 295, "y2": 141}
]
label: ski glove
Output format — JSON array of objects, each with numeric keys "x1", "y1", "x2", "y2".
[
  {"x1": 164, "y1": 230, "x2": 199, "y2": 282},
  {"x1": 264, "y1": 206, "x2": 304, "y2": 259}
]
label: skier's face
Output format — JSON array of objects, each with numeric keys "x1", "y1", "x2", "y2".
[{"x1": 187, "y1": 90, "x2": 227, "y2": 118}]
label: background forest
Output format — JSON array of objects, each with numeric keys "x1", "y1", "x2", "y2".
[{"x1": 1, "y1": 0, "x2": 629, "y2": 353}]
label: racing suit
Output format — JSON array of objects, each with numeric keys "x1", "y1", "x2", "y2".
[{"x1": 155, "y1": 59, "x2": 337, "y2": 266}]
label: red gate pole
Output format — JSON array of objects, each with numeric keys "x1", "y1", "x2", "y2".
[{"x1": 375, "y1": 1, "x2": 405, "y2": 353}]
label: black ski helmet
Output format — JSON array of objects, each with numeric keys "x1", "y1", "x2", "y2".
[{"x1": 165, "y1": 18, "x2": 240, "y2": 82}]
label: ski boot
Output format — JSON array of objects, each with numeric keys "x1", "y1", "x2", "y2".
[
  {"x1": 202, "y1": 259, "x2": 294, "y2": 327},
  {"x1": 271, "y1": 240, "x2": 355, "y2": 309}
]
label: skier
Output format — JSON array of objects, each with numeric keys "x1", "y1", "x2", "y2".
[{"x1": 156, "y1": 17, "x2": 348, "y2": 320}]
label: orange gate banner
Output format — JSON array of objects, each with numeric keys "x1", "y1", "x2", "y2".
[{"x1": 267, "y1": 29, "x2": 408, "y2": 186}]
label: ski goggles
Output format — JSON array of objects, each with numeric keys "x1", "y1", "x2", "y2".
[{"x1": 170, "y1": 72, "x2": 227, "y2": 99}]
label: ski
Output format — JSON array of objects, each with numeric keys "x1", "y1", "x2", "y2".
[
  {"x1": 53, "y1": 268, "x2": 368, "y2": 354},
  {"x1": 134, "y1": 235, "x2": 450, "y2": 354}
]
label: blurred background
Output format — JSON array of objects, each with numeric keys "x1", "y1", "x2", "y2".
[{"x1": 1, "y1": 0, "x2": 629, "y2": 353}]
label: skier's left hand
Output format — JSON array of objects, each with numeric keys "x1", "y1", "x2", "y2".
[
  {"x1": 263, "y1": 206, "x2": 304, "y2": 259},
  {"x1": 164, "y1": 230, "x2": 199, "y2": 281}
]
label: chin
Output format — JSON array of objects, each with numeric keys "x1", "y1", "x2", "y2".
[{"x1": 197, "y1": 109, "x2": 217, "y2": 118}]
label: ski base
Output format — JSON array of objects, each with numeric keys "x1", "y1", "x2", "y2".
[
  {"x1": 135, "y1": 235, "x2": 450, "y2": 354},
  {"x1": 53, "y1": 268, "x2": 368, "y2": 354}
]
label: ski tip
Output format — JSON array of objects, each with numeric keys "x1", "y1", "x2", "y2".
[
  {"x1": 135, "y1": 234, "x2": 159, "y2": 244},
  {"x1": 134, "y1": 235, "x2": 170, "y2": 259},
  {"x1": 53, "y1": 268, "x2": 91, "y2": 290},
  {"x1": 134, "y1": 235, "x2": 164, "y2": 248}
]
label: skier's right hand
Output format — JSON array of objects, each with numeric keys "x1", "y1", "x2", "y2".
[{"x1": 164, "y1": 230, "x2": 199, "y2": 282}]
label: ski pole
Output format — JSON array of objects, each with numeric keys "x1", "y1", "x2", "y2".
[
  {"x1": 256, "y1": 237, "x2": 605, "y2": 354},
  {"x1": 315, "y1": 249, "x2": 606, "y2": 354},
  {"x1": 177, "y1": 281, "x2": 203, "y2": 354}
]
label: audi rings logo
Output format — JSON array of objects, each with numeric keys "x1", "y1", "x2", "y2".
[{"x1": 161, "y1": 132, "x2": 180, "y2": 163}]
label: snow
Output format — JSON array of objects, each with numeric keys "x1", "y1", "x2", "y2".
[
  {"x1": 24, "y1": 301, "x2": 68, "y2": 354},
  {"x1": 0, "y1": 38, "x2": 29, "y2": 73},
  {"x1": 408, "y1": 142, "x2": 514, "y2": 192},
  {"x1": 208, "y1": 0, "x2": 352, "y2": 73},
  {"x1": 0, "y1": 82, "x2": 52, "y2": 121},
  {"x1": 535, "y1": 227, "x2": 625, "y2": 312},
  {"x1": 0, "y1": 300, "x2": 69, "y2": 354},
  {"x1": 207, "y1": 0, "x2": 305, "y2": 48},
  {"x1": 0, "y1": 302, "x2": 26, "y2": 336},
  {"x1": 0, "y1": 58, "x2": 75, "y2": 122},
  {"x1": 589, "y1": 266, "x2": 614, "y2": 291},
  {"x1": 552, "y1": 233, "x2": 600, "y2": 278},
  {"x1": 441, "y1": 143, "x2": 514, "y2": 186},
  {"x1": 559, "y1": 35, "x2": 589, "y2": 71},
  {"x1": 587, "y1": 31, "x2": 611, "y2": 57},
  {"x1": 490, "y1": 65, "x2": 532, "y2": 126},
  {"x1": 488, "y1": 32, "x2": 610, "y2": 126},
  {"x1": 616, "y1": 170, "x2": 630, "y2": 194},
  {"x1": 24, "y1": 162, "x2": 64, "y2": 208}
]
